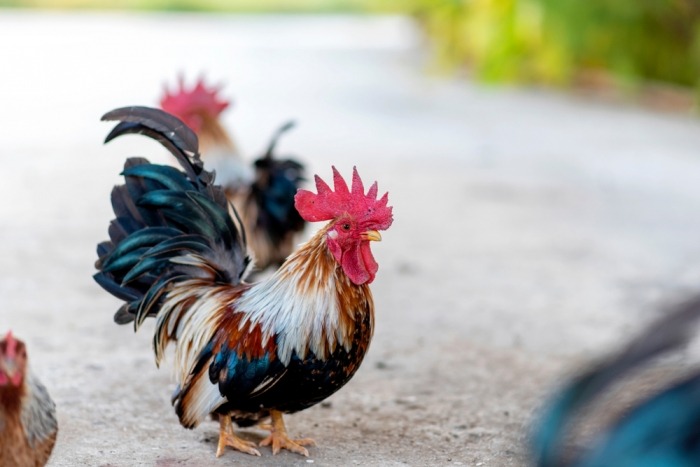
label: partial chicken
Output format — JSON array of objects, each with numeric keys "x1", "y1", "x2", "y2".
[
  {"x1": 160, "y1": 77, "x2": 306, "y2": 272},
  {"x1": 94, "y1": 107, "x2": 393, "y2": 457},
  {"x1": 0, "y1": 332, "x2": 58, "y2": 467},
  {"x1": 531, "y1": 296, "x2": 700, "y2": 466}
]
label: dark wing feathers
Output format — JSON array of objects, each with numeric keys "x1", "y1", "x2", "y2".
[
  {"x1": 532, "y1": 295, "x2": 700, "y2": 467},
  {"x1": 95, "y1": 106, "x2": 250, "y2": 326},
  {"x1": 211, "y1": 349, "x2": 276, "y2": 398}
]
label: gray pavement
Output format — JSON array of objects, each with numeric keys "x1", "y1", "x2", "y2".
[{"x1": 3, "y1": 11, "x2": 700, "y2": 466}]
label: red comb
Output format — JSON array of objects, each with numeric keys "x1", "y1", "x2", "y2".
[
  {"x1": 294, "y1": 166, "x2": 393, "y2": 230},
  {"x1": 160, "y1": 75, "x2": 230, "y2": 132},
  {"x1": 4, "y1": 331, "x2": 16, "y2": 359}
]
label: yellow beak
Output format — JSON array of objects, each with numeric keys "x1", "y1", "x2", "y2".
[{"x1": 362, "y1": 230, "x2": 382, "y2": 242}]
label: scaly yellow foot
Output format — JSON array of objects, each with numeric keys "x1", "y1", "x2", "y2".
[
  {"x1": 259, "y1": 410, "x2": 316, "y2": 456},
  {"x1": 216, "y1": 415, "x2": 261, "y2": 457}
]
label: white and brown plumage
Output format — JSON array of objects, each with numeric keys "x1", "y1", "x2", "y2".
[{"x1": 0, "y1": 332, "x2": 57, "y2": 467}]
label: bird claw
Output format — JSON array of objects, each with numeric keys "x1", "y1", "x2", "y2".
[
  {"x1": 216, "y1": 415, "x2": 261, "y2": 457},
  {"x1": 216, "y1": 432, "x2": 261, "y2": 457},
  {"x1": 259, "y1": 432, "x2": 315, "y2": 456}
]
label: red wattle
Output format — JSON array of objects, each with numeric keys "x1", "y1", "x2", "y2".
[
  {"x1": 10, "y1": 372, "x2": 22, "y2": 387},
  {"x1": 360, "y1": 241, "x2": 378, "y2": 283},
  {"x1": 341, "y1": 242, "x2": 377, "y2": 285}
]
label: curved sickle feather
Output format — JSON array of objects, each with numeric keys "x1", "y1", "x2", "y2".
[
  {"x1": 102, "y1": 106, "x2": 203, "y2": 182},
  {"x1": 261, "y1": 120, "x2": 296, "y2": 160}
]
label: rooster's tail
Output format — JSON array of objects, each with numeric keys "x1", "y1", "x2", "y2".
[
  {"x1": 94, "y1": 107, "x2": 251, "y2": 331},
  {"x1": 247, "y1": 121, "x2": 306, "y2": 266}
]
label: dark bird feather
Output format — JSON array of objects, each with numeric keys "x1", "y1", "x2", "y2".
[
  {"x1": 532, "y1": 295, "x2": 700, "y2": 467},
  {"x1": 95, "y1": 106, "x2": 250, "y2": 327},
  {"x1": 249, "y1": 121, "x2": 305, "y2": 252}
]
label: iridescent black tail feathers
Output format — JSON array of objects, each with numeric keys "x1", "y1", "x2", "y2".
[{"x1": 95, "y1": 106, "x2": 251, "y2": 328}]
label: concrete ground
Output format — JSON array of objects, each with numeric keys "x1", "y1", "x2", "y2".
[{"x1": 3, "y1": 11, "x2": 700, "y2": 466}]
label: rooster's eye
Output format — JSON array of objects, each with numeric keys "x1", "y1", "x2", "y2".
[{"x1": 342, "y1": 223, "x2": 351, "y2": 231}]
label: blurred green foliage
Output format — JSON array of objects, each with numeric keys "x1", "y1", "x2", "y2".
[
  {"x1": 416, "y1": 0, "x2": 700, "y2": 91},
  {"x1": 0, "y1": 0, "x2": 410, "y2": 12}
]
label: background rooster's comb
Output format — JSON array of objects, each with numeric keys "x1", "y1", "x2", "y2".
[
  {"x1": 160, "y1": 75, "x2": 230, "y2": 131},
  {"x1": 294, "y1": 166, "x2": 393, "y2": 230},
  {"x1": 3, "y1": 331, "x2": 17, "y2": 359}
]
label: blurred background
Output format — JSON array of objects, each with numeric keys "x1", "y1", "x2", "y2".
[
  {"x1": 3, "y1": 1, "x2": 700, "y2": 466},
  {"x1": 3, "y1": 0, "x2": 700, "y2": 110}
]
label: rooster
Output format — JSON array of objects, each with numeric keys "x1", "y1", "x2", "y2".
[
  {"x1": 531, "y1": 296, "x2": 700, "y2": 466},
  {"x1": 0, "y1": 331, "x2": 58, "y2": 467},
  {"x1": 94, "y1": 107, "x2": 393, "y2": 457},
  {"x1": 160, "y1": 77, "x2": 306, "y2": 272}
]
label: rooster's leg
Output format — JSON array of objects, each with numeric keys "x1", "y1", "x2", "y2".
[
  {"x1": 216, "y1": 415, "x2": 261, "y2": 457},
  {"x1": 259, "y1": 410, "x2": 316, "y2": 456}
]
